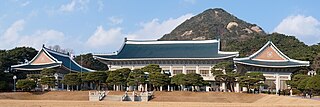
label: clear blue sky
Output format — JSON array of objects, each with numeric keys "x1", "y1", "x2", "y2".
[{"x1": 0, "y1": 0, "x2": 319, "y2": 54}]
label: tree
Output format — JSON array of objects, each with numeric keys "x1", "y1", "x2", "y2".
[
  {"x1": 39, "y1": 68, "x2": 57, "y2": 90},
  {"x1": 106, "y1": 68, "x2": 131, "y2": 91},
  {"x1": 0, "y1": 71, "x2": 13, "y2": 91},
  {"x1": 239, "y1": 72, "x2": 265, "y2": 92},
  {"x1": 41, "y1": 68, "x2": 57, "y2": 76},
  {"x1": 185, "y1": 73, "x2": 205, "y2": 91},
  {"x1": 86, "y1": 71, "x2": 107, "y2": 90},
  {"x1": 149, "y1": 72, "x2": 170, "y2": 91},
  {"x1": 0, "y1": 47, "x2": 37, "y2": 72},
  {"x1": 171, "y1": 74, "x2": 187, "y2": 91},
  {"x1": 212, "y1": 61, "x2": 238, "y2": 92},
  {"x1": 0, "y1": 81, "x2": 7, "y2": 91},
  {"x1": 287, "y1": 74, "x2": 309, "y2": 89},
  {"x1": 74, "y1": 53, "x2": 108, "y2": 71},
  {"x1": 127, "y1": 69, "x2": 147, "y2": 90},
  {"x1": 16, "y1": 79, "x2": 36, "y2": 91},
  {"x1": 141, "y1": 64, "x2": 162, "y2": 73},
  {"x1": 297, "y1": 77, "x2": 310, "y2": 91},
  {"x1": 40, "y1": 76, "x2": 56, "y2": 90},
  {"x1": 62, "y1": 73, "x2": 81, "y2": 91},
  {"x1": 305, "y1": 75, "x2": 320, "y2": 95},
  {"x1": 211, "y1": 61, "x2": 234, "y2": 75}
]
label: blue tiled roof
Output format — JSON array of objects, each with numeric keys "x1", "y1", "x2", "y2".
[
  {"x1": 11, "y1": 63, "x2": 61, "y2": 70},
  {"x1": 95, "y1": 40, "x2": 238, "y2": 60},
  {"x1": 234, "y1": 59, "x2": 309, "y2": 68},
  {"x1": 11, "y1": 46, "x2": 93, "y2": 72},
  {"x1": 234, "y1": 41, "x2": 309, "y2": 68},
  {"x1": 45, "y1": 48, "x2": 93, "y2": 72}
]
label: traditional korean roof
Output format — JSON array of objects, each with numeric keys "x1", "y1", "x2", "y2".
[
  {"x1": 234, "y1": 41, "x2": 309, "y2": 68},
  {"x1": 94, "y1": 39, "x2": 239, "y2": 60},
  {"x1": 11, "y1": 45, "x2": 94, "y2": 72}
]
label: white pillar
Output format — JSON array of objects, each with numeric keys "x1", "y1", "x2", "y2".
[
  {"x1": 196, "y1": 65, "x2": 200, "y2": 74},
  {"x1": 235, "y1": 82, "x2": 240, "y2": 92},
  {"x1": 139, "y1": 84, "x2": 143, "y2": 91},
  {"x1": 275, "y1": 73, "x2": 280, "y2": 94},
  {"x1": 169, "y1": 65, "x2": 173, "y2": 75},
  {"x1": 183, "y1": 65, "x2": 186, "y2": 74},
  {"x1": 62, "y1": 83, "x2": 64, "y2": 90},
  {"x1": 168, "y1": 85, "x2": 170, "y2": 91},
  {"x1": 221, "y1": 82, "x2": 226, "y2": 92},
  {"x1": 145, "y1": 84, "x2": 148, "y2": 92},
  {"x1": 160, "y1": 86, "x2": 163, "y2": 91}
]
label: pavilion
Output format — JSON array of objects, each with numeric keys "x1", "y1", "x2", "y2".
[
  {"x1": 11, "y1": 45, "x2": 93, "y2": 90},
  {"x1": 94, "y1": 38, "x2": 239, "y2": 91},
  {"x1": 234, "y1": 41, "x2": 309, "y2": 92}
]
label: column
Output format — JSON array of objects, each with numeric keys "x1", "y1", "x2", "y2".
[
  {"x1": 235, "y1": 82, "x2": 240, "y2": 92},
  {"x1": 209, "y1": 66, "x2": 213, "y2": 77},
  {"x1": 62, "y1": 83, "x2": 64, "y2": 90},
  {"x1": 145, "y1": 84, "x2": 148, "y2": 92},
  {"x1": 221, "y1": 82, "x2": 226, "y2": 92},
  {"x1": 196, "y1": 65, "x2": 200, "y2": 74},
  {"x1": 275, "y1": 73, "x2": 280, "y2": 94},
  {"x1": 182, "y1": 65, "x2": 186, "y2": 74},
  {"x1": 169, "y1": 65, "x2": 173, "y2": 75}
]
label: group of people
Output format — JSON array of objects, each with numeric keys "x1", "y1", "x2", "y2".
[{"x1": 302, "y1": 91, "x2": 313, "y2": 99}]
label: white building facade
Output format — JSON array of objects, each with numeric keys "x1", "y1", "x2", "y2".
[{"x1": 94, "y1": 39, "x2": 238, "y2": 82}]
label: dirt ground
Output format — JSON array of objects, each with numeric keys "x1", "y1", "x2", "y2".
[
  {"x1": 151, "y1": 91, "x2": 265, "y2": 103},
  {"x1": 0, "y1": 91, "x2": 89, "y2": 100},
  {"x1": 0, "y1": 91, "x2": 319, "y2": 107}
]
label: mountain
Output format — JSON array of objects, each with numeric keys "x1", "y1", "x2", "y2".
[
  {"x1": 160, "y1": 8, "x2": 267, "y2": 50},
  {"x1": 159, "y1": 8, "x2": 320, "y2": 68}
]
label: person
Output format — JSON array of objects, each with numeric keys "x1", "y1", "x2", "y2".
[
  {"x1": 309, "y1": 91, "x2": 312, "y2": 99},
  {"x1": 268, "y1": 89, "x2": 271, "y2": 94},
  {"x1": 278, "y1": 89, "x2": 281, "y2": 96}
]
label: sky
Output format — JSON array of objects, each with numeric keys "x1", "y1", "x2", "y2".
[{"x1": 0, "y1": 0, "x2": 319, "y2": 55}]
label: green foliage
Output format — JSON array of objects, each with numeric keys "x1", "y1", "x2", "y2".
[
  {"x1": 239, "y1": 72, "x2": 265, "y2": 89},
  {"x1": 62, "y1": 73, "x2": 81, "y2": 86},
  {"x1": 317, "y1": 68, "x2": 320, "y2": 75},
  {"x1": 171, "y1": 73, "x2": 205, "y2": 88},
  {"x1": 86, "y1": 71, "x2": 108, "y2": 83},
  {"x1": 0, "y1": 47, "x2": 37, "y2": 72},
  {"x1": 86, "y1": 71, "x2": 107, "y2": 90},
  {"x1": 78, "y1": 72, "x2": 89, "y2": 82},
  {"x1": 149, "y1": 72, "x2": 170, "y2": 87},
  {"x1": 287, "y1": 74, "x2": 310, "y2": 89},
  {"x1": 0, "y1": 81, "x2": 7, "y2": 90},
  {"x1": 297, "y1": 77, "x2": 310, "y2": 91},
  {"x1": 127, "y1": 69, "x2": 146, "y2": 86},
  {"x1": 306, "y1": 75, "x2": 320, "y2": 93},
  {"x1": 211, "y1": 61, "x2": 234, "y2": 75},
  {"x1": 74, "y1": 53, "x2": 108, "y2": 71},
  {"x1": 171, "y1": 74, "x2": 187, "y2": 86},
  {"x1": 141, "y1": 64, "x2": 162, "y2": 73},
  {"x1": 40, "y1": 76, "x2": 56, "y2": 88},
  {"x1": 185, "y1": 73, "x2": 205, "y2": 86},
  {"x1": 16, "y1": 79, "x2": 36, "y2": 91},
  {"x1": 0, "y1": 72, "x2": 13, "y2": 91},
  {"x1": 41, "y1": 68, "x2": 57, "y2": 76},
  {"x1": 106, "y1": 68, "x2": 131, "y2": 86}
]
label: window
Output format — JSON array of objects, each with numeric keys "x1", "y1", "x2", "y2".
[
  {"x1": 186, "y1": 70, "x2": 196, "y2": 74},
  {"x1": 200, "y1": 70, "x2": 209, "y2": 76},
  {"x1": 173, "y1": 70, "x2": 182, "y2": 75}
]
